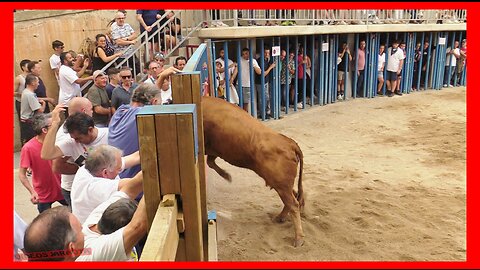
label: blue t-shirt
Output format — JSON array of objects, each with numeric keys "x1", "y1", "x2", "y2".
[
  {"x1": 105, "y1": 83, "x2": 115, "y2": 100},
  {"x1": 136, "y1": 10, "x2": 164, "y2": 33},
  {"x1": 108, "y1": 104, "x2": 141, "y2": 179}
]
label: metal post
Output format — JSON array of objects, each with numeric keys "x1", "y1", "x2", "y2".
[
  {"x1": 294, "y1": 36, "x2": 299, "y2": 111},
  {"x1": 310, "y1": 35, "x2": 315, "y2": 106},
  {"x1": 319, "y1": 35, "x2": 324, "y2": 105},
  {"x1": 302, "y1": 35, "x2": 307, "y2": 108},
  {"x1": 248, "y1": 39, "x2": 255, "y2": 116},
  {"x1": 223, "y1": 42, "x2": 231, "y2": 102},
  {"x1": 424, "y1": 32, "x2": 433, "y2": 90},
  {"x1": 236, "y1": 40, "x2": 243, "y2": 105},
  {"x1": 383, "y1": 32, "x2": 389, "y2": 94},
  {"x1": 417, "y1": 32, "x2": 425, "y2": 91},
  {"x1": 333, "y1": 34, "x2": 339, "y2": 102},
  {"x1": 259, "y1": 38, "x2": 266, "y2": 120},
  {"x1": 353, "y1": 33, "x2": 359, "y2": 99},
  {"x1": 286, "y1": 36, "x2": 290, "y2": 114},
  {"x1": 212, "y1": 42, "x2": 218, "y2": 97}
]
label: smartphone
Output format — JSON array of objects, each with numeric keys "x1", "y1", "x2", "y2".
[{"x1": 74, "y1": 155, "x2": 86, "y2": 166}]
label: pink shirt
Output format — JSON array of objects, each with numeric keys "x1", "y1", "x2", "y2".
[
  {"x1": 357, "y1": 49, "x2": 366, "y2": 71},
  {"x1": 20, "y1": 138, "x2": 64, "y2": 203}
]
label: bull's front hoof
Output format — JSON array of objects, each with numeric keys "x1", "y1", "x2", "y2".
[{"x1": 293, "y1": 238, "x2": 305, "y2": 247}]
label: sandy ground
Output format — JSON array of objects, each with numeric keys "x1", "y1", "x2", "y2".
[
  {"x1": 205, "y1": 87, "x2": 466, "y2": 261},
  {"x1": 14, "y1": 87, "x2": 466, "y2": 261}
]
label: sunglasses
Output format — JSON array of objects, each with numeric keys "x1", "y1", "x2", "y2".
[{"x1": 121, "y1": 75, "x2": 132, "y2": 79}]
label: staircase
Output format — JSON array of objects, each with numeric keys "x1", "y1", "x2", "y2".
[{"x1": 80, "y1": 10, "x2": 205, "y2": 92}]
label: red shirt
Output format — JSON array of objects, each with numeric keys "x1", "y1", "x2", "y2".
[
  {"x1": 357, "y1": 49, "x2": 366, "y2": 71},
  {"x1": 20, "y1": 138, "x2": 64, "y2": 203}
]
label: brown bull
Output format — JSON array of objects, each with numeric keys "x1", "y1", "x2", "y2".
[{"x1": 201, "y1": 96, "x2": 305, "y2": 247}]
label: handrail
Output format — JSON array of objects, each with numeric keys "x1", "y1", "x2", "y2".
[{"x1": 80, "y1": 10, "x2": 205, "y2": 93}]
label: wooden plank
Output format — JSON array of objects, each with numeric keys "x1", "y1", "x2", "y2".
[
  {"x1": 172, "y1": 73, "x2": 209, "y2": 260},
  {"x1": 136, "y1": 115, "x2": 161, "y2": 229},
  {"x1": 155, "y1": 114, "x2": 181, "y2": 195},
  {"x1": 208, "y1": 220, "x2": 218, "y2": 261},
  {"x1": 190, "y1": 73, "x2": 209, "y2": 260},
  {"x1": 177, "y1": 210, "x2": 185, "y2": 233},
  {"x1": 176, "y1": 113, "x2": 204, "y2": 261},
  {"x1": 140, "y1": 194, "x2": 179, "y2": 261},
  {"x1": 175, "y1": 235, "x2": 186, "y2": 262},
  {"x1": 171, "y1": 75, "x2": 186, "y2": 103}
]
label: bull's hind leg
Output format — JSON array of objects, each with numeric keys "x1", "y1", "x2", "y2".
[
  {"x1": 275, "y1": 188, "x2": 305, "y2": 247},
  {"x1": 206, "y1": 155, "x2": 232, "y2": 182}
]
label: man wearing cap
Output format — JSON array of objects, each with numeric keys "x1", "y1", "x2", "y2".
[{"x1": 86, "y1": 70, "x2": 113, "y2": 127}]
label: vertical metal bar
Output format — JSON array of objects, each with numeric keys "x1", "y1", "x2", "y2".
[
  {"x1": 212, "y1": 42, "x2": 218, "y2": 97},
  {"x1": 223, "y1": 42, "x2": 231, "y2": 102},
  {"x1": 454, "y1": 31, "x2": 463, "y2": 87},
  {"x1": 294, "y1": 35, "x2": 298, "y2": 111},
  {"x1": 236, "y1": 40, "x2": 243, "y2": 105},
  {"x1": 310, "y1": 35, "x2": 315, "y2": 106},
  {"x1": 417, "y1": 32, "x2": 425, "y2": 91},
  {"x1": 326, "y1": 35, "x2": 331, "y2": 104},
  {"x1": 353, "y1": 33, "x2": 359, "y2": 99},
  {"x1": 400, "y1": 32, "x2": 407, "y2": 93},
  {"x1": 344, "y1": 34, "x2": 349, "y2": 101},
  {"x1": 302, "y1": 35, "x2": 307, "y2": 108},
  {"x1": 286, "y1": 36, "x2": 290, "y2": 114},
  {"x1": 259, "y1": 38, "x2": 266, "y2": 120},
  {"x1": 431, "y1": 32, "x2": 439, "y2": 90},
  {"x1": 319, "y1": 35, "x2": 324, "y2": 105},
  {"x1": 248, "y1": 39, "x2": 255, "y2": 116},
  {"x1": 424, "y1": 32, "x2": 433, "y2": 89},
  {"x1": 383, "y1": 32, "x2": 389, "y2": 94},
  {"x1": 333, "y1": 34, "x2": 339, "y2": 102}
]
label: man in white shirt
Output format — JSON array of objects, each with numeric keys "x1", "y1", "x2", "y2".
[
  {"x1": 377, "y1": 44, "x2": 386, "y2": 95},
  {"x1": 75, "y1": 172, "x2": 145, "y2": 261},
  {"x1": 239, "y1": 48, "x2": 262, "y2": 111},
  {"x1": 49, "y1": 40, "x2": 64, "y2": 82},
  {"x1": 58, "y1": 51, "x2": 92, "y2": 112},
  {"x1": 444, "y1": 40, "x2": 460, "y2": 87},
  {"x1": 385, "y1": 40, "x2": 405, "y2": 97},
  {"x1": 70, "y1": 144, "x2": 142, "y2": 224}
]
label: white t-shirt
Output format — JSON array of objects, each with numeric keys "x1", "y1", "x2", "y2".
[
  {"x1": 58, "y1": 65, "x2": 81, "y2": 106},
  {"x1": 14, "y1": 211, "x2": 27, "y2": 259},
  {"x1": 386, "y1": 47, "x2": 405, "y2": 72},
  {"x1": 161, "y1": 87, "x2": 172, "y2": 104},
  {"x1": 377, "y1": 53, "x2": 386, "y2": 71},
  {"x1": 445, "y1": 47, "x2": 460, "y2": 67},
  {"x1": 75, "y1": 191, "x2": 137, "y2": 261},
  {"x1": 56, "y1": 127, "x2": 109, "y2": 191},
  {"x1": 240, "y1": 58, "x2": 260, "y2": 87},
  {"x1": 71, "y1": 165, "x2": 120, "y2": 225},
  {"x1": 49, "y1": 54, "x2": 61, "y2": 81}
]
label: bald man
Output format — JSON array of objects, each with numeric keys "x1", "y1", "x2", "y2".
[
  {"x1": 50, "y1": 99, "x2": 100, "y2": 209},
  {"x1": 23, "y1": 206, "x2": 84, "y2": 261}
]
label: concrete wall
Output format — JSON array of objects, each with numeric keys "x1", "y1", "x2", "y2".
[{"x1": 13, "y1": 10, "x2": 140, "y2": 151}]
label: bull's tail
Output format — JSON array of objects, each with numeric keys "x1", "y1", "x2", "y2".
[{"x1": 294, "y1": 142, "x2": 305, "y2": 208}]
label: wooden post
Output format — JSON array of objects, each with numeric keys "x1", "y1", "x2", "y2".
[
  {"x1": 137, "y1": 115, "x2": 161, "y2": 229},
  {"x1": 171, "y1": 72, "x2": 208, "y2": 260}
]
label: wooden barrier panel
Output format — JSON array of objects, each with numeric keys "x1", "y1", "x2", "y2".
[
  {"x1": 140, "y1": 194, "x2": 179, "y2": 261},
  {"x1": 137, "y1": 104, "x2": 204, "y2": 261},
  {"x1": 171, "y1": 72, "x2": 209, "y2": 260},
  {"x1": 137, "y1": 115, "x2": 162, "y2": 228}
]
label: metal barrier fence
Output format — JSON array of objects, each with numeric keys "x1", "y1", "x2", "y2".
[
  {"x1": 205, "y1": 30, "x2": 466, "y2": 121},
  {"x1": 205, "y1": 9, "x2": 466, "y2": 27}
]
